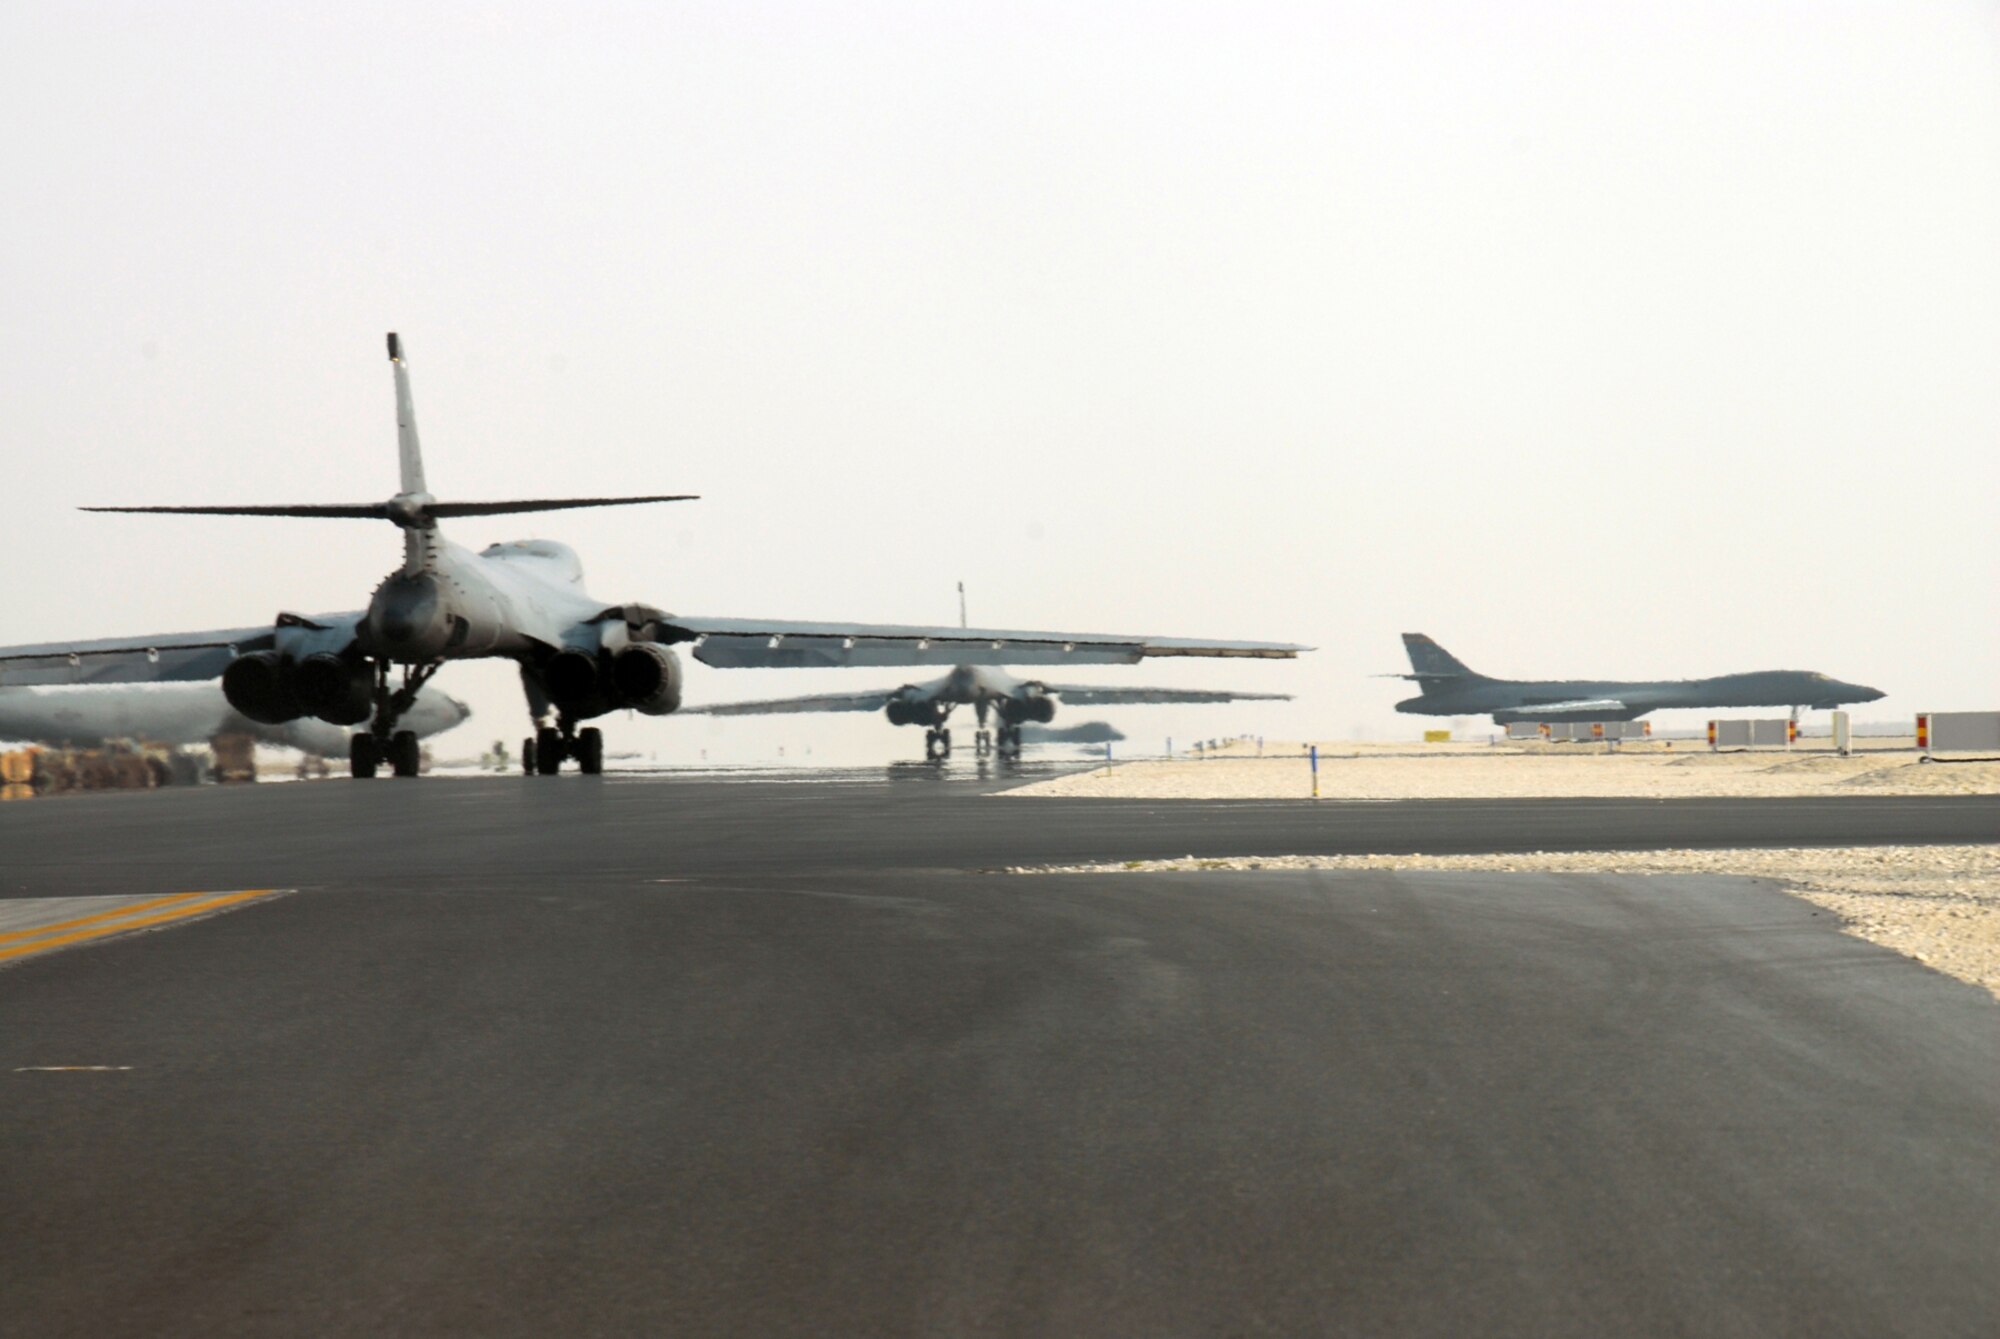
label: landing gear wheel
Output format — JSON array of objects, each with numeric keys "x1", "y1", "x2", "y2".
[
  {"x1": 576, "y1": 727, "x2": 604, "y2": 776},
  {"x1": 522, "y1": 738, "x2": 537, "y2": 776},
  {"x1": 349, "y1": 733, "x2": 380, "y2": 779},
  {"x1": 390, "y1": 730, "x2": 421, "y2": 777},
  {"x1": 975, "y1": 730, "x2": 992, "y2": 756},
  {"x1": 925, "y1": 728, "x2": 951, "y2": 761},
  {"x1": 535, "y1": 725, "x2": 565, "y2": 775}
]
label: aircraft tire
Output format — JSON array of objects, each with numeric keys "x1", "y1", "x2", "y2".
[
  {"x1": 925, "y1": 729, "x2": 950, "y2": 762},
  {"x1": 522, "y1": 738, "x2": 537, "y2": 776},
  {"x1": 576, "y1": 727, "x2": 604, "y2": 775},
  {"x1": 390, "y1": 730, "x2": 421, "y2": 778},
  {"x1": 349, "y1": 733, "x2": 380, "y2": 780},
  {"x1": 535, "y1": 726, "x2": 564, "y2": 775}
]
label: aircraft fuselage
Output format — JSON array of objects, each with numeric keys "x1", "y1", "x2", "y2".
[
  {"x1": 1397, "y1": 670, "x2": 1885, "y2": 723},
  {"x1": 358, "y1": 535, "x2": 606, "y2": 665},
  {"x1": 0, "y1": 683, "x2": 468, "y2": 753}
]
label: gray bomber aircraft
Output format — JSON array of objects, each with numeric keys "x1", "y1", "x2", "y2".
[
  {"x1": 1389, "y1": 633, "x2": 1885, "y2": 725},
  {"x1": 683, "y1": 662, "x2": 1289, "y2": 760},
  {"x1": 0, "y1": 682, "x2": 467, "y2": 755},
  {"x1": 0, "y1": 335, "x2": 1302, "y2": 778}
]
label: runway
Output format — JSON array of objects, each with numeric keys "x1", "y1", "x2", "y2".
[
  {"x1": 3, "y1": 771, "x2": 1995, "y2": 893},
  {"x1": 3, "y1": 775, "x2": 1996, "y2": 1336}
]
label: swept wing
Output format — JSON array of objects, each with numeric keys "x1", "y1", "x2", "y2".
[
  {"x1": 679, "y1": 690, "x2": 896, "y2": 717},
  {"x1": 658, "y1": 616, "x2": 1306, "y2": 669},
  {"x1": 0, "y1": 624, "x2": 283, "y2": 686},
  {"x1": 1, "y1": 610, "x2": 1301, "y2": 685},
  {"x1": 1494, "y1": 698, "x2": 1631, "y2": 717},
  {"x1": 1039, "y1": 685, "x2": 1292, "y2": 706},
  {"x1": 0, "y1": 611, "x2": 366, "y2": 688}
]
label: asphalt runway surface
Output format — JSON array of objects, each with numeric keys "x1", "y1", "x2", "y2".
[{"x1": 3, "y1": 772, "x2": 1997, "y2": 1336}]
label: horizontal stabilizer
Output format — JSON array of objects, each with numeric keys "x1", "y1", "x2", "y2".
[
  {"x1": 426, "y1": 495, "x2": 698, "y2": 518},
  {"x1": 83, "y1": 495, "x2": 699, "y2": 523},
  {"x1": 83, "y1": 503, "x2": 391, "y2": 518}
]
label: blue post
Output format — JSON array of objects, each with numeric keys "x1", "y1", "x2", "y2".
[{"x1": 1310, "y1": 744, "x2": 1319, "y2": 799}]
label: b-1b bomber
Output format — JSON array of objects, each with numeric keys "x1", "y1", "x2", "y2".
[
  {"x1": 685, "y1": 661, "x2": 1289, "y2": 760},
  {"x1": 1389, "y1": 633, "x2": 1884, "y2": 724},
  {"x1": 0, "y1": 335, "x2": 1303, "y2": 777}
]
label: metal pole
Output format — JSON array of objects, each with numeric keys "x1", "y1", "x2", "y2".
[{"x1": 1310, "y1": 744, "x2": 1319, "y2": 799}]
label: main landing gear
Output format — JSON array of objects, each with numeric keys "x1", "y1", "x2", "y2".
[
  {"x1": 922, "y1": 722, "x2": 1022, "y2": 761},
  {"x1": 349, "y1": 729, "x2": 421, "y2": 779},
  {"x1": 523, "y1": 721, "x2": 604, "y2": 776},
  {"x1": 349, "y1": 659, "x2": 439, "y2": 779}
]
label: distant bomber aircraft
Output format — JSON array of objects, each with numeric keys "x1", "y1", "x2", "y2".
[
  {"x1": 1389, "y1": 633, "x2": 1884, "y2": 724},
  {"x1": 0, "y1": 335, "x2": 1301, "y2": 778},
  {"x1": 0, "y1": 683, "x2": 468, "y2": 755},
  {"x1": 684, "y1": 663, "x2": 1288, "y2": 759}
]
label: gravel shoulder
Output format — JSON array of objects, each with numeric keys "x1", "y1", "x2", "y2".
[
  {"x1": 1017, "y1": 844, "x2": 2000, "y2": 1000},
  {"x1": 1007, "y1": 741, "x2": 2000, "y2": 800}
]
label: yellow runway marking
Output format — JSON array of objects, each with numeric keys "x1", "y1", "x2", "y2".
[
  {"x1": 0, "y1": 892, "x2": 207, "y2": 946},
  {"x1": 0, "y1": 889, "x2": 284, "y2": 965}
]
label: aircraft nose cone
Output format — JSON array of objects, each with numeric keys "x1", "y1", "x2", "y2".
[{"x1": 1863, "y1": 685, "x2": 1886, "y2": 702}]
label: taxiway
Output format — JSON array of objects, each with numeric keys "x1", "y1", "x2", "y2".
[{"x1": 2, "y1": 774, "x2": 1995, "y2": 1336}]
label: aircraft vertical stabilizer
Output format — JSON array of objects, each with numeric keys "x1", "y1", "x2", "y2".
[
  {"x1": 387, "y1": 332, "x2": 426, "y2": 496},
  {"x1": 1402, "y1": 633, "x2": 1478, "y2": 681},
  {"x1": 84, "y1": 334, "x2": 695, "y2": 526}
]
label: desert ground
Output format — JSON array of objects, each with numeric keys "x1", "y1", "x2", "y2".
[{"x1": 1008, "y1": 736, "x2": 2000, "y2": 800}]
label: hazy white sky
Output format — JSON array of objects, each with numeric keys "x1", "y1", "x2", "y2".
[{"x1": 4, "y1": 2, "x2": 1996, "y2": 760}]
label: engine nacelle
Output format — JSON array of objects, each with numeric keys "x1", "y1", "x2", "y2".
[
  {"x1": 610, "y1": 643, "x2": 683, "y2": 715},
  {"x1": 291, "y1": 653, "x2": 373, "y2": 725},
  {"x1": 222, "y1": 651, "x2": 303, "y2": 725},
  {"x1": 885, "y1": 688, "x2": 944, "y2": 727},
  {"x1": 544, "y1": 649, "x2": 605, "y2": 715},
  {"x1": 1003, "y1": 694, "x2": 1057, "y2": 725}
]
